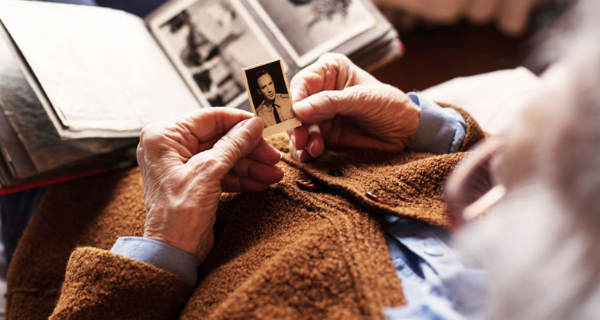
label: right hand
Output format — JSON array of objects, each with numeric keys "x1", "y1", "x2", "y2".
[{"x1": 288, "y1": 53, "x2": 421, "y2": 162}]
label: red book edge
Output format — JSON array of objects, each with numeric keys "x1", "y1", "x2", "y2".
[{"x1": 0, "y1": 168, "x2": 110, "y2": 196}]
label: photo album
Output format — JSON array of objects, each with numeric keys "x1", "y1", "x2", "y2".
[{"x1": 0, "y1": 0, "x2": 401, "y2": 192}]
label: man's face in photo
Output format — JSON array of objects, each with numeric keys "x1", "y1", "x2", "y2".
[{"x1": 257, "y1": 73, "x2": 276, "y2": 102}]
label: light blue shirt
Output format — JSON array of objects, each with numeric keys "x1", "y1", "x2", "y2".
[{"x1": 111, "y1": 93, "x2": 486, "y2": 319}]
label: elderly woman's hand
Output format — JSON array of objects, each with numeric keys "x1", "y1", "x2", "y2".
[
  {"x1": 137, "y1": 108, "x2": 283, "y2": 265},
  {"x1": 288, "y1": 53, "x2": 420, "y2": 162}
]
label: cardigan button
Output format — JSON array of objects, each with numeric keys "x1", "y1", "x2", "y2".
[
  {"x1": 365, "y1": 191, "x2": 396, "y2": 208},
  {"x1": 296, "y1": 174, "x2": 321, "y2": 190}
]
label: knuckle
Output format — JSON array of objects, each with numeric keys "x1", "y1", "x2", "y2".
[
  {"x1": 136, "y1": 144, "x2": 145, "y2": 163},
  {"x1": 321, "y1": 92, "x2": 343, "y2": 113},
  {"x1": 221, "y1": 134, "x2": 250, "y2": 159},
  {"x1": 305, "y1": 72, "x2": 323, "y2": 86},
  {"x1": 323, "y1": 53, "x2": 350, "y2": 68},
  {"x1": 198, "y1": 156, "x2": 223, "y2": 174},
  {"x1": 212, "y1": 132, "x2": 254, "y2": 168},
  {"x1": 139, "y1": 123, "x2": 164, "y2": 146},
  {"x1": 320, "y1": 52, "x2": 345, "y2": 62},
  {"x1": 350, "y1": 86, "x2": 368, "y2": 101},
  {"x1": 237, "y1": 123, "x2": 256, "y2": 142},
  {"x1": 321, "y1": 94, "x2": 335, "y2": 110}
]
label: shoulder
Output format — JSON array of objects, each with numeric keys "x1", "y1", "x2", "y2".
[
  {"x1": 275, "y1": 94, "x2": 291, "y2": 106},
  {"x1": 255, "y1": 101, "x2": 266, "y2": 113}
]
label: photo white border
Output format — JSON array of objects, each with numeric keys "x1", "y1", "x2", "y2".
[
  {"x1": 147, "y1": 0, "x2": 282, "y2": 109},
  {"x1": 242, "y1": 58, "x2": 301, "y2": 137},
  {"x1": 246, "y1": 0, "x2": 377, "y2": 68}
]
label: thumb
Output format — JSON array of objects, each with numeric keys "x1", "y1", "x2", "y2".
[
  {"x1": 205, "y1": 117, "x2": 264, "y2": 176},
  {"x1": 292, "y1": 86, "x2": 373, "y2": 123}
]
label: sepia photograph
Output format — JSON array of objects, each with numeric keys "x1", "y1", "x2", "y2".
[
  {"x1": 242, "y1": 59, "x2": 301, "y2": 137},
  {"x1": 148, "y1": 0, "x2": 281, "y2": 109},
  {"x1": 248, "y1": 0, "x2": 376, "y2": 67}
]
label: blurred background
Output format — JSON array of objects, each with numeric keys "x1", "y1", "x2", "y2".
[{"x1": 371, "y1": 0, "x2": 569, "y2": 92}]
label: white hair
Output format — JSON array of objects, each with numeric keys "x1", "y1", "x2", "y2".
[{"x1": 455, "y1": 0, "x2": 600, "y2": 319}]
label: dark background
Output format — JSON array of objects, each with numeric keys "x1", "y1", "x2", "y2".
[
  {"x1": 370, "y1": 3, "x2": 570, "y2": 92},
  {"x1": 244, "y1": 60, "x2": 290, "y2": 110},
  {"x1": 371, "y1": 22, "x2": 530, "y2": 92}
]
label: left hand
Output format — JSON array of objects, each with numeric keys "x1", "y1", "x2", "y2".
[{"x1": 137, "y1": 108, "x2": 283, "y2": 265}]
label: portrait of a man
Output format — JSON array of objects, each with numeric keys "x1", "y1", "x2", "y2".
[
  {"x1": 254, "y1": 69, "x2": 294, "y2": 127},
  {"x1": 243, "y1": 59, "x2": 301, "y2": 136}
]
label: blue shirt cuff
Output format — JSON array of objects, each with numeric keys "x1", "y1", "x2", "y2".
[
  {"x1": 111, "y1": 237, "x2": 198, "y2": 286},
  {"x1": 407, "y1": 92, "x2": 466, "y2": 154},
  {"x1": 384, "y1": 299, "x2": 467, "y2": 320}
]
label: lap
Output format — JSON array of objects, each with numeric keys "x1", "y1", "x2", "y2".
[{"x1": 6, "y1": 168, "x2": 146, "y2": 319}]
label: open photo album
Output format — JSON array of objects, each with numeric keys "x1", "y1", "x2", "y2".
[{"x1": 0, "y1": 0, "x2": 401, "y2": 192}]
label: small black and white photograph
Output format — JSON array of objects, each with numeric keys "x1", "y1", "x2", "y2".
[
  {"x1": 248, "y1": 0, "x2": 376, "y2": 67},
  {"x1": 242, "y1": 59, "x2": 301, "y2": 137},
  {"x1": 148, "y1": 0, "x2": 281, "y2": 108}
]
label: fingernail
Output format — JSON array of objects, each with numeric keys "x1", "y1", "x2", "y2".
[
  {"x1": 275, "y1": 166, "x2": 284, "y2": 176},
  {"x1": 294, "y1": 149, "x2": 303, "y2": 160},
  {"x1": 307, "y1": 140, "x2": 315, "y2": 155},
  {"x1": 290, "y1": 135, "x2": 296, "y2": 148},
  {"x1": 293, "y1": 101, "x2": 312, "y2": 118}
]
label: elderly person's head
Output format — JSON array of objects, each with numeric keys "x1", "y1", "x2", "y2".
[{"x1": 451, "y1": 1, "x2": 600, "y2": 319}]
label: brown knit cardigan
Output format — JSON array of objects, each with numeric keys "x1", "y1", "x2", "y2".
[{"x1": 6, "y1": 105, "x2": 484, "y2": 320}]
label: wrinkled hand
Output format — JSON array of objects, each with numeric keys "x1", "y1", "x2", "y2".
[
  {"x1": 288, "y1": 53, "x2": 421, "y2": 162},
  {"x1": 137, "y1": 108, "x2": 283, "y2": 265}
]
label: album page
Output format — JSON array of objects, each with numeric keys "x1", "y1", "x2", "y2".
[{"x1": 0, "y1": 1, "x2": 201, "y2": 138}]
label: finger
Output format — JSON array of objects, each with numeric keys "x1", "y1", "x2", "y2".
[
  {"x1": 293, "y1": 85, "x2": 404, "y2": 124},
  {"x1": 292, "y1": 86, "x2": 359, "y2": 122},
  {"x1": 229, "y1": 158, "x2": 284, "y2": 185},
  {"x1": 289, "y1": 143, "x2": 314, "y2": 162},
  {"x1": 221, "y1": 174, "x2": 270, "y2": 193},
  {"x1": 306, "y1": 125, "x2": 325, "y2": 158},
  {"x1": 177, "y1": 108, "x2": 255, "y2": 142},
  {"x1": 288, "y1": 124, "x2": 309, "y2": 151},
  {"x1": 201, "y1": 117, "x2": 264, "y2": 176},
  {"x1": 290, "y1": 53, "x2": 349, "y2": 103},
  {"x1": 246, "y1": 139, "x2": 282, "y2": 166},
  {"x1": 139, "y1": 108, "x2": 255, "y2": 164},
  {"x1": 288, "y1": 123, "x2": 322, "y2": 161}
]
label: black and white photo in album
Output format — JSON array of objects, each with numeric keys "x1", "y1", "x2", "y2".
[
  {"x1": 147, "y1": 0, "x2": 281, "y2": 109},
  {"x1": 247, "y1": 0, "x2": 376, "y2": 67},
  {"x1": 242, "y1": 59, "x2": 301, "y2": 137}
]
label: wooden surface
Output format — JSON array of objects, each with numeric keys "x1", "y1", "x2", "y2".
[{"x1": 372, "y1": 21, "x2": 530, "y2": 92}]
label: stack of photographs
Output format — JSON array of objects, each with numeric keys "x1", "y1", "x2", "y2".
[{"x1": 147, "y1": 0, "x2": 402, "y2": 111}]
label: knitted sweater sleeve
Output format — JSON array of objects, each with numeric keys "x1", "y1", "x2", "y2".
[{"x1": 49, "y1": 247, "x2": 193, "y2": 320}]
